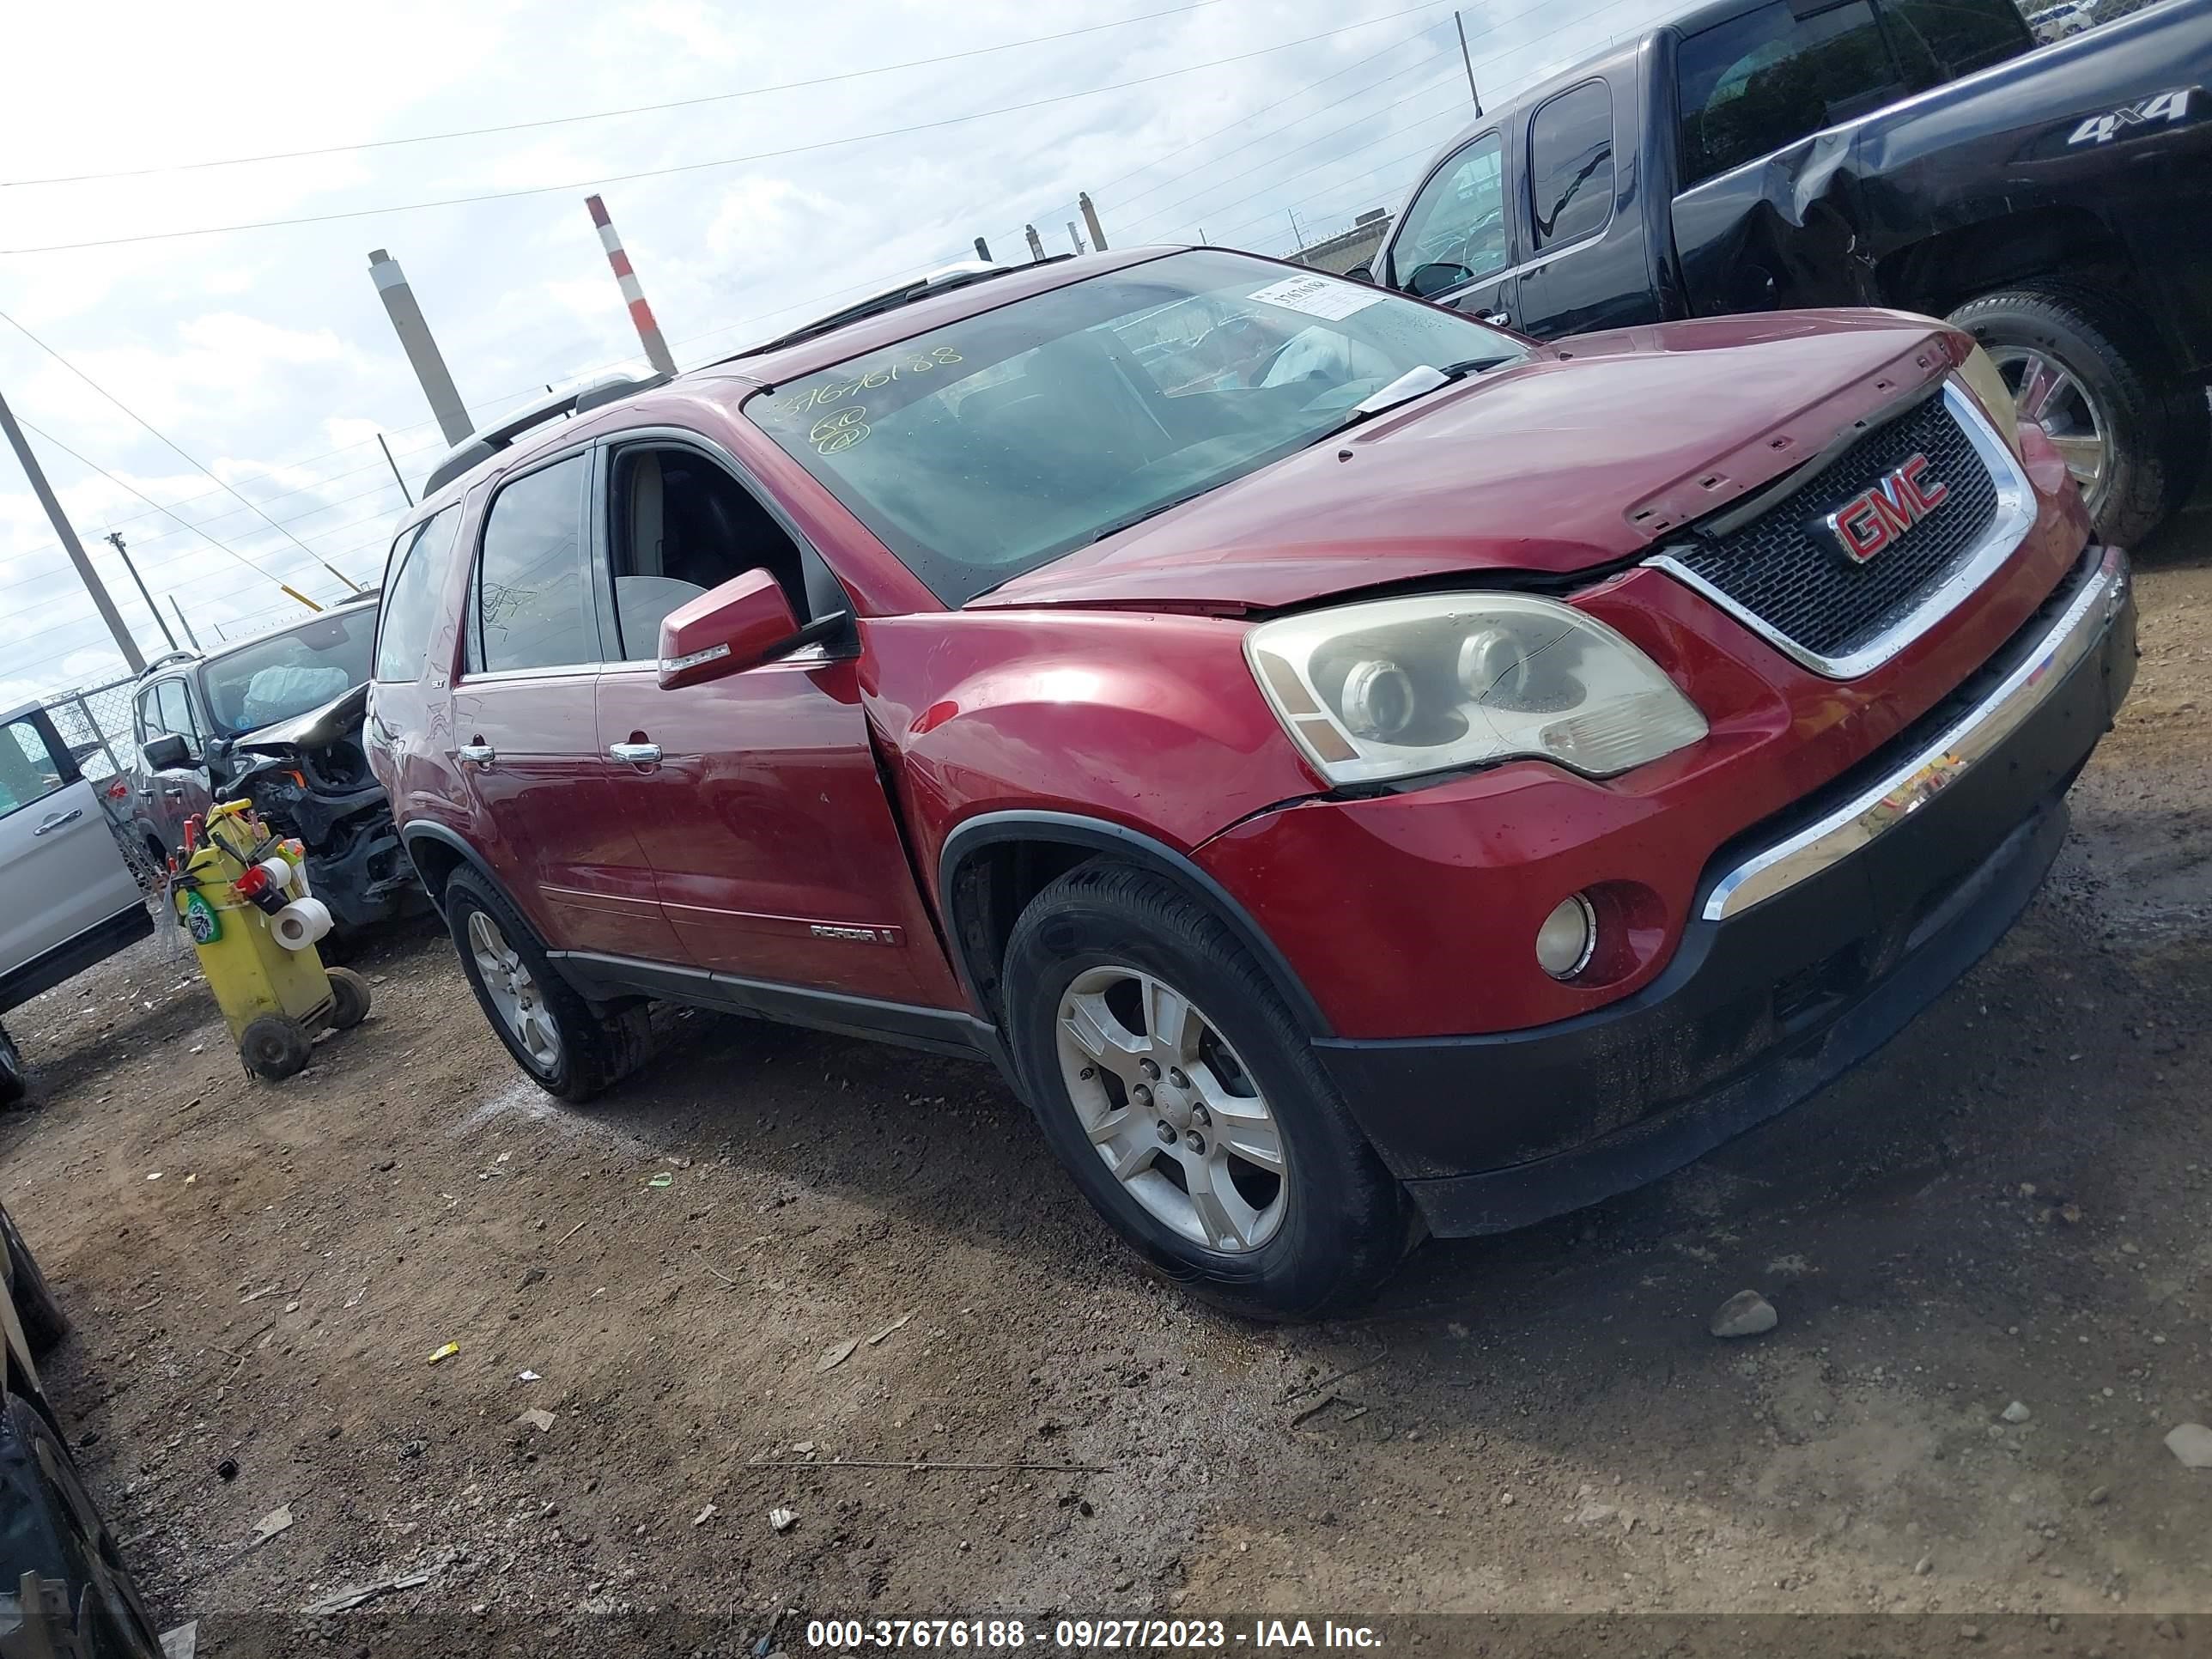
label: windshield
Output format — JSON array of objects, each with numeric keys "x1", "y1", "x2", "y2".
[
  {"x1": 200, "y1": 608, "x2": 376, "y2": 734},
  {"x1": 745, "y1": 249, "x2": 1528, "y2": 604}
]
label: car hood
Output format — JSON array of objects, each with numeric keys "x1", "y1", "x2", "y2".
[
  {"x1": 970, "y1": 311, "x2": 1967, "y2": 614},
  {"x1": 230, "y1": 682, "x2": 369, "y2": 757}
]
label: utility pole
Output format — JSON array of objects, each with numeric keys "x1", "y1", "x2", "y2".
[
  {"x1": 974, "y1": 236, "x2": 992, "y2": 262},
  {"x1": 376, "y1": 432, "x2": 413, "y2": 507},
  {"x1": 1079, "y1": 192, "x2": 1109, "y2": 251},
  {"x1": 105, "y1": 532, "x2": 177, "y2": 651},
  {"x1": 0, "y1": 386, "x2": 146, "y2": 673},
  {"x1": 1455, "y1": 11, "x2": 1482, "y2": 114},
  {"x1": 1024, "y1": 224, "x2": 1046, "y2": 260},
  {"x1": 1286, "y1": 208, "x2": 1308, "y2": 255},
  {"x1": 169, "y1": 596, "x2": 202, "y2": 651},
  {"x1": 584, "y1": 195, "x2": 678, "y2": 379},
  {"x1": 368, "y1": 250, "x2": 474, "y2": 446}
]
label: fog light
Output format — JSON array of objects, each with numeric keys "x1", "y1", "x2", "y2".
[{"x1": 1535, "y1": 892, "x2": 1596, "y2": 979}]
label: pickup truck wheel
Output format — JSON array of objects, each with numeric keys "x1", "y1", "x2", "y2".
[
  {"x1": 0, "y1": 1025, "x2": 24, "y2": 1109},
  {"x1": 1948, "y1": 287, "x2": 2192, "y2": 546},
  {"x1": 1002, "y1": 861, "x2": 1405, "y2": 1320},
  {"x1": 443, "y1": 868, "x2": 652, "y2": 1104}
]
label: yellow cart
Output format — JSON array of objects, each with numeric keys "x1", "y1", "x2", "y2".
[{"x1": 173, "y1": 800, "x2": 370, "y2": 1080}]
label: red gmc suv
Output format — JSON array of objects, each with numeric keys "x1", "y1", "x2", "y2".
[{"x1": 365, "y1": 247, "x2": 2135, "y2": 1317}]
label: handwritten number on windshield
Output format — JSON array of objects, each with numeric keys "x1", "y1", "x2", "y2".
[
  {"x1": 810, "y1": 406, "x2": 870, "y2": 455},
  {"x1": 780, "y1": 345, "x2": 963, "y2": 416}
]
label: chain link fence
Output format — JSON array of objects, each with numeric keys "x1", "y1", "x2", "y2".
[{"x1": 42, "y1": 673, "x2": 170, "y2": 890}]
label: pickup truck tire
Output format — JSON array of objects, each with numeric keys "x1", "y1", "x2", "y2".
[
  {"x1": 2, "y1": 1206, "x2": 69, "y2": 1356},
  {"x1": 1001, "y1": 861, "x2": 1405, "y2": 1320},
  {"x1": 0, "y1": 1024, "x2": 24, "y2": 1110},
  {"x1": 443, "y1": 867, "x2": 653, "y2": 1104},
  {"x1": 1948, "y1": 287, "x2": 2197, "y2": 547}
]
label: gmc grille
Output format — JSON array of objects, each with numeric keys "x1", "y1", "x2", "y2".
[{"x1": 1665, "y1": 392, "x2": 2002, "y2": 665}]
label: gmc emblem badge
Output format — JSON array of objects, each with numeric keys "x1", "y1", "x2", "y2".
[{"x1": 1811, "y1": 453, "x2": 1948, "y2": 567}]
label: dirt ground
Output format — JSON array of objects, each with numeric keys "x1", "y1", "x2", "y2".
[{"x1": 3, "y1": 514, "x2": 2209, "y2": 1654}]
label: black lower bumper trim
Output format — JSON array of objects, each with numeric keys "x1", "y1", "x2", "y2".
[{"x1": 1313, "y1": 548, "x2": 2136, "y2": 1237}]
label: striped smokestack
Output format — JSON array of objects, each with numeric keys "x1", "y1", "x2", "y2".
[{"x1": 586, "y1": 194, "x2": 678, "y2": 378}]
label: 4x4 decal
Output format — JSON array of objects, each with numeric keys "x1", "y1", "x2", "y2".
[{"x1": 2068, "y1": 88, "x2": 2199, "y2": 146}]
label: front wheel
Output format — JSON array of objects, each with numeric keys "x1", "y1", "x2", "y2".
[
  {"x1": 1, "y1": 1205, "x2": 68, "y2": 1356},
  {"x1": 1001, "y1": 862, "x2": 1405, "y2": 1319},
  {"x1": 0, "y1": 1025, "x2": 24, "y2": 1110},
  {"x1": 1949, "y1": 286, "x2": 2204, "y2": 547}
]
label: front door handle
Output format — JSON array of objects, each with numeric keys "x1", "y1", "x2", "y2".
[
  {"x1": 608, "y1": 742, "x2": 662, "y2": 765},
  {"x1": 1478, "y1": 310, "x2": 1511, "y2": 327},
  {"x1": 458, "y1": 741, "x2": 497, "y2": 766},
  {"x1": 32, "y1": 809, "x2": 82, "y2": 837}
]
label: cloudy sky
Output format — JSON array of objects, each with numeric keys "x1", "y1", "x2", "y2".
[{"x1": 0, "y1": 0, "x2": 1683, "y2": 715}]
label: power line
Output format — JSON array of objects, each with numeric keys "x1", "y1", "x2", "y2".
[
  {"x1": 0, "y1": 3, "x2": 1452, "y2": 255},
  {"x1": 0, "y1": 305, "x2": 368, "y2": 592},
  {"x1": 1, "y1": 0, "x2": 1246, "y2": 189}
]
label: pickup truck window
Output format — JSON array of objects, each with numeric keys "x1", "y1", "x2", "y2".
[
  {"x1": 747, "y1": 249, "x2": 1528, "y2": 605},
  {"x1": 1677, "y1": 1, "x2": 1908, "y2": 189},
  {"x1": 1879, "y1": 0, "x2": 2032, "y2": 81},
  {"x1": 469, "y1": 456, "x2": 593, "y2": 675},
  {"x1": 1528, "y1": 82, "x2": 1615, "y2": 250},
  {"x1": 0, "y1": 718, "x2": 66, "y2": 818},
  {"x1": 1391, "y1": 132, "x2": 1508, "y2": 296}
]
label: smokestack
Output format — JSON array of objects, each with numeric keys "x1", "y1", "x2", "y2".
[
  {"x1": 368, "y1": 249, "x2": 473, "y2": 446},
  {"x1": 585, "y1": 195, "x2": 678, "y2": 379}
]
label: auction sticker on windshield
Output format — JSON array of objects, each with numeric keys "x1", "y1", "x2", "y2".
[{"x1": 1247, "y1": 273, "x2": 1386, "y2": 321}]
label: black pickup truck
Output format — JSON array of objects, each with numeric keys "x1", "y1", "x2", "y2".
[{"x1": 1363, "y1": 0, "x2": 2212, "y2": 544}]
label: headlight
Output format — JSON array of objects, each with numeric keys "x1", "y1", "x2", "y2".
[
  {"x1": 1246, "y1": 592, "x2": 1709, "y2": 786},
  {"x1": 1955, "y1": 345, "x2": 2023, "y2": 458}
]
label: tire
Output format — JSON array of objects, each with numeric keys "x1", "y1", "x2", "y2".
[
  {"x1": 443, "y1": 867, "x2": 653, "y2": 1104},
  {"x1": 238, "y1": 1015, "x2": 312, "y2": 1082},
  {"x1": 1000, "y1": 860, "x2": 1405, "y2": 1320},
  {"x1": 325, "y1": 965, "x2": 372, "y2": 1031},
  {"x1": 0, "y1": 1395, "x2": 163, "y2": 1658},
  {"x1": 1948, "y1": 285, "x2": 2195, "y2": 547},
  {"x1": 0, "y1": 1024, "x2": 25, "y2": 1110},
  {"x1": 1, "y1": 1205, "x2": 68, "y2": 1356}
]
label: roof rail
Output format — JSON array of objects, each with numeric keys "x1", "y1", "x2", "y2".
[
  {"x1": 422, "y1": 369, "x2": 672, "y2": 498},
  {"x1": 137, "y1": 648, "x2": 201, "y2": 677},
  {"x1": 728, "y1": 255, "x2": 1073, "y2": 361}
]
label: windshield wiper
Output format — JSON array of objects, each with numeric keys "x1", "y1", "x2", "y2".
[
  {"x1": 1316, "y1": 356, "x2": 1513, "y2": 441},
  {"x1": 1090, "y1": 488, "x2": 1218, "y2": 544}
]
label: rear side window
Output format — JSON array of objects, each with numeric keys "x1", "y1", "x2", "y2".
[
  {"x1": 0, "y1": 715, "x2": 68, "y2": 818},
  {"x1": 1879, "y1": 0, "x2": 2031, "y2": 80},
  {"x1": 374, "y1": 507, "x2": 459, "y2": 682},
  {"x1": 1676, "y1": 2, "x2": 1906, "y2": 189},
  {"x1": 1528, "y1": 82, "x2": 1615, "y2": 251},
  {"x1": 470, "y1": 456, "x2": 593, "y2": 674},
  {"x1": 1390, "y1": 132, "x2": 1510, "y2": 297}
]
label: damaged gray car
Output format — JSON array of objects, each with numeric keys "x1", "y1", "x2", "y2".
[{"x1": 128, "y1": 595, "x2": 421, "y2": 933}]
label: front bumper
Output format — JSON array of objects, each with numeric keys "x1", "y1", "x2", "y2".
[{"x1": 1313, "y1": 547, "x2": 2136, "y2": 1237}]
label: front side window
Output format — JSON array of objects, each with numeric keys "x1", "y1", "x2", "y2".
[
  {"x1": 1879, "y1": 0, "x2": 2031, "y2": 81},
  {"x1": 1528, "y1": 82, "x2": 1616, "y2": 250},
  {"x1": 201, "y1": 611, "x2": 375, "y2": 733},
  {"x1": 745, "y1": 250, "x2": 1528, "y2": 605},
  {"x1": 1676, "y1": 2, "x2": 1905, "y2": 188},
  {"x1": 1389, "y1": 133, "x2": 1509, "y2": 297},
  {"x1": 605, "y1": 448, "x2": 811, "y2": 662},
  {"x1": 374, "y1": 508, "x2": 459, "y2": 682},
  {"x1": 0, "y1": 715, "x2": 67, "y2": 818},
  {"x1": 471, "y1": 455, "x2": 593, "y2": 674},
  {"x1": 153, "y1": 680, "x2": 198, "y2": 744}
]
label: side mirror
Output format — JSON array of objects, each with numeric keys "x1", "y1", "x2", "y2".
[
  {"x1": 1345, "y1": 263, "x2": 1374, "y2": 284},
  {"x1": 143, "y1": 733, "x2": 193, "y2": 771},
  {"x1": 657, "y1": 569, "x2": 803, "y2": 690}
]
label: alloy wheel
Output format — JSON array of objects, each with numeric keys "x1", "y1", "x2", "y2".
[
  {"x1": 1990, "y1": 344, "x2": 2109, "y2": 511},
  {"x1": 467, "y1": 910, "x2": 562, "y2": 1072},
  {"x1": 1054, "y1": 965, "x2": 1288, "y2": 1253}
]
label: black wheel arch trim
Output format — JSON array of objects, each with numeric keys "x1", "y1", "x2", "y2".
[
  {"x1": 398, "y1": 821, "x2": 510, "y2": 916},
  {"x1": 935, "y1": 810, "x2": 1333, "y2": 1038}
]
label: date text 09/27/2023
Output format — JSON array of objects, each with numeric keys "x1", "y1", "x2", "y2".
[{"x1": 805, "y1": 1618, "x2": 1385, "y2": 1650}]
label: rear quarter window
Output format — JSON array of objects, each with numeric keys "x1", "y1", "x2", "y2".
[{"x1": 374, "y1": 507, "x2": 461, "y2": 682}]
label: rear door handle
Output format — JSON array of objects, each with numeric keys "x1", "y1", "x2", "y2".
[
  {"x1": 608, "y1": 742, "x2": 662, "y2": 765},
  {"x1": 32, "y1": 809, "x2": 82, "y2": 837},
  {"x1": 458, "y1": 741, "x2": 497, "y2": 766}
]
